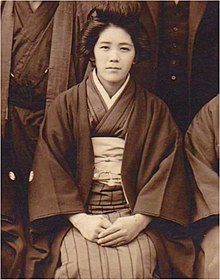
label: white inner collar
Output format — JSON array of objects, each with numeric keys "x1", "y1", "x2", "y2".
[{"x1": 92, "y1": 69, "x2": 130, "y2": 109}]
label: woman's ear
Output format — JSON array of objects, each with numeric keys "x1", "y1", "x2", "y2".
[
  {"x1": 89, "y1": 55, "x2": 96, "y2": 66},
  {"x1": 133, "y1": 55, "x2": 138, "y2": 65}
]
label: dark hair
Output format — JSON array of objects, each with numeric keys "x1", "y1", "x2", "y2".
[{"x1": 78, "y1": 2, "x2": 150, "y2": 64}]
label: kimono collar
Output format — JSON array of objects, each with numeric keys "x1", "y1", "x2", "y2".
[{"x1": 92, "y1": 69, "x2": 130, "y2": 109}]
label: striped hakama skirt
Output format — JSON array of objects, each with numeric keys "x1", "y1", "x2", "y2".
[{"x1": 55, "y1": 182, "x2": 157, "y2": 279}]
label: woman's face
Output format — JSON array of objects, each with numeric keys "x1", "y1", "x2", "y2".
[{"x1": 94, "y1": 25, "x2": 135, "y2": 90}]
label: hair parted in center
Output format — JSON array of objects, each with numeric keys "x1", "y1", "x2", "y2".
[{"x1": 78, "y1": 1, "x2": 150, "y2": 64}]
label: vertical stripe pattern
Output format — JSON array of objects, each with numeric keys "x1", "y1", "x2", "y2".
[
  {"x1": 55, "y1": 210, "x2": 157, "y2": 279},
  {"x1": 87, "y1": 182, "x2": 129, "y2": 214}
]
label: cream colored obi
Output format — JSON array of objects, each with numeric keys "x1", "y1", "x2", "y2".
[{"x1": 92, "y1": 137, "x2": 125, "y2": 186}]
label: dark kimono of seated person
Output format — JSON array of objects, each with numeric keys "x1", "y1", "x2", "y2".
[
  {"x1": 185, "y1": 95, "x2": 219, "y2": 279},
  {"x1": 1, "y1": 139, "x2": 26, "y2": 279}
]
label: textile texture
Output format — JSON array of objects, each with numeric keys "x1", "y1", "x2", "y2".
[
  {"x1": 27, "y1": 75, "x2": 195, "y2": 278},
  {"x1": 55, "y1": 210, "x2": 157, "y2": 279}
]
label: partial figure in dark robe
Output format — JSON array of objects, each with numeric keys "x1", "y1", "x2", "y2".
[
  {"x1": 1, "y1": 1, "x2": 101, "y2": 277},
  {"x1": 185, "y1": 95, "x2": 219, "y2": 279},
  {"x1": 1, "y1": 140, "x2": 26, "y2": 279},
  {"x1": 132, "y1": 1, "x2": 219, "y2": 132},
  {"x1": 26, "y1": 3, "x2": 195, "y2": 279}
]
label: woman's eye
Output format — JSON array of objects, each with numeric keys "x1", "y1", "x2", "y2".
[
  {"x1": 100, "y1": 46, "x2": 109, "y2": 50},
  {"x1": 120, "y1": 47, "x2": 130, "y2": 52}
]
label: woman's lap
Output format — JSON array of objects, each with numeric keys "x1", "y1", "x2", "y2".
[{"x1": 55, "y1": 210, "x2": 157, "y2": 279}]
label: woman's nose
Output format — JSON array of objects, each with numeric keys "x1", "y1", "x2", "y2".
[{"x1": 109, "y1": 50, "x2": 119, "y2": 62}]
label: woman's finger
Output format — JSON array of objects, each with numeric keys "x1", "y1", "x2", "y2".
[
  {"x1": 98, "y1": 230, "x2": 123, "y2": 244},
  {"x1": 99, "y1": 236, "x2": 125, "y2": 247},
  {"x1": 98, "y1": 224, "x2": 120, "y2": 238},
  {"x1": 100, "y1": 217, "x2": 112, "y2": 229},
  {"x1": 111, "y1": 241, "x2": 127, "y2": 247}
]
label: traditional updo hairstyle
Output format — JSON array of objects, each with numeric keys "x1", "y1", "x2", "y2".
[{"x1": 78, "y1": 1, "x2": 150, "y2": 65}]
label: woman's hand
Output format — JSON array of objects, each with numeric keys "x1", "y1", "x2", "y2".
[
  {"x1": 97, "y1": 214, "x2": 152, "y2": 247},
  {"x1": 69, "y1": 213, "x2": 112, "y2": 243}
]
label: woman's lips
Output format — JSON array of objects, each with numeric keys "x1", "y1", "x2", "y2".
[{"x1": 106, "y1": 67, "x2": 121, "y2": 70}]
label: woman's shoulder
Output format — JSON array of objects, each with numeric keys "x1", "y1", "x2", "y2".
[
  {"x1": 135, "y1": 82, "x2": 180, "y2": 133},
  {"x1": 49, "y1": 80, "x2": 86, "y2": 109},
  {"x1": 57, "y1": 83, "x2": 81, "y2": 103},
  {"x1": 136, "y1": 83, "x2": 170, "y2": 112}
]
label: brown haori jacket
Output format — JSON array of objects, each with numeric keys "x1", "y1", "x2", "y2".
[{"x1": 26, "y1": 77, "x2": 195, "y2": 278}]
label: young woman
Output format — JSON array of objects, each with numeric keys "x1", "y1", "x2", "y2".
[{"x1": 26, "y1": 3, "x2": 194, "y2": 279}]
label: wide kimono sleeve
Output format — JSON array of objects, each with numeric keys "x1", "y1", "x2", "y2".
[
  {"x1": 125, "y1": 91, "x2": 194, "y2": 278},
  {"x1": 126, "y1": 92, "x2": 195, "y2": 278},
  {"x1": 122, "y1": 90, "x2": 191, "y2": 227},
  {"x1": 185, "y1": 96, "x2": 219, "y2": 222},
  {"x1": 28, "y1": 90, "x2": 86, "y2": 225}
]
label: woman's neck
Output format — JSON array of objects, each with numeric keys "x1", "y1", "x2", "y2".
[
  {"x1": 102, "y1": 82, "x2": 125, "y2": 98},
  {"x1": 29, "y1": 1, "x2": 42, "y2": 12},
  {"x1": 96, "y1": 73, "x2": 127, "y2": 98}
]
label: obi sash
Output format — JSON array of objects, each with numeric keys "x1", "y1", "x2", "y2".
[
  {"x1": 92, "y1": 137, "x2": 125, "y2": 183},
  {"x1": 89, "y1": 137, "x2": 129, "y2": 211}
]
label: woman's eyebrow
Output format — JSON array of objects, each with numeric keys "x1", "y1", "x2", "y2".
[
  {"x1": 98, "y1": 41, "x2": 111, "y2": 44},
  {"x1": 119, "y1": 42, "x2": 134, "y2": 47},
  {"x1": 98, "y1": 42, "x2": 133, "y2": 46}
]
